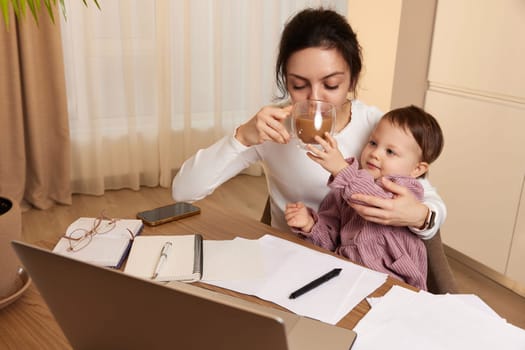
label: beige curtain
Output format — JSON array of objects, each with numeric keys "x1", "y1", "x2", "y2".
[{"x1": 0, "y1": 5, "x2": 71, "y2": 210}]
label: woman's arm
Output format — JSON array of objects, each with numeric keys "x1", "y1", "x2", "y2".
[
  {"x1": 409, "y1": 177, "x2": 447, "y2": 239},
  {"x1": 348, "y1": 177, "x2": 446, "y2": 240},
  {"x1": 172, "y1": 134, "x2": 258, "y2": 202},
  {"x1": 173, "y1": 104, "x2": 292, "y2": 202}
]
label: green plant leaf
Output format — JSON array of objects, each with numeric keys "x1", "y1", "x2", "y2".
[
  {"x1": 43, "y1": 0, "x2": 56, "y2": 23},
  {"x1": 1, "y1": 0, "x2": 10, "y2": 28},
  {"x1": 1, "y1": 0, "x2": 100, "y2": 30},
  {"x1": 11, "y1": 0, "x2": 20, "y2": 17},
  {"x1": 58, "y1": 0, "x2": 65, "y2": 20},
  {"x1": 18, "y1": 0, "x2": 28, "y2": 18},
  {"x1": 27, "y1": 0, "x2": 40, "y2": 25}
]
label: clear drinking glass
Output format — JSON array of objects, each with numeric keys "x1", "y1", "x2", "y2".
[{"x1": 290, "y1": 100, "x2": 336, "y2": 149}]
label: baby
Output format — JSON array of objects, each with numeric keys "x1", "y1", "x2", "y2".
[{"x1": 285, "y1": 105, "x2": 444, "y2": 290}]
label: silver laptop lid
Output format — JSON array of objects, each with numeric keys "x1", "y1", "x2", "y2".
[{"x1": 12, "y1": 240, "x2": 289, "y2": 350}]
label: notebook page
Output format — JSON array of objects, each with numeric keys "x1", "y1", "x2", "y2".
[{"x1": 124, "y1": 235, "x2": 198, "y2": 282}]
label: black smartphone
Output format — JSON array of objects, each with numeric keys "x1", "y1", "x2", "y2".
[{"x1": 137, "y1": 202, "x2": 201, "y2": 226}]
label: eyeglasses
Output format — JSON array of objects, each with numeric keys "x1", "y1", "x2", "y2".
[{"x1": 61, "y1": 212, "x2": 133, "y2": 252}]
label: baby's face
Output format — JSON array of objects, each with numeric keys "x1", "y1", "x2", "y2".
[{"x1": 360, "y1": 119, "x2": 423, "y2": 179}]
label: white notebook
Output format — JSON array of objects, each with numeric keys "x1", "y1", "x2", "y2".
[
  {"x1": 124, "y1": 234, "x2": 203, "y2": 282},
  {"x1": 52, "y1": 218, "x2": 143, "y2": 268}
]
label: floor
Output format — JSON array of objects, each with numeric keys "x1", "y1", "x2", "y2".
[{"x1": 21, "y1": 174, "x2": 525, "y2": 330}]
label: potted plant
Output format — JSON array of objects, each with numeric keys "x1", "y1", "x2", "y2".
[{"x1": 0, "y1": 196, "x2": 27, "y2": 308}]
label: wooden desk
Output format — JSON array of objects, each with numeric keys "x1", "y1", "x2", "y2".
[{"x1": 0, "y1": 200, "x2": 414, "y2": 349}]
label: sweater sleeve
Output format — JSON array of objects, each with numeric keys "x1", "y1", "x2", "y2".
[
  {"x1": 172, "y1": 132, "x2": 260, "y2": 202},
  {"x1": 298, "y1": 192, "x2": 343, "y2": 252}
]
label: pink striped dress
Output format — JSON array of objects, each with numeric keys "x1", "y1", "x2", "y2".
[{"x1": 296, "y1": 158, "x2": 428, "y2": 290}]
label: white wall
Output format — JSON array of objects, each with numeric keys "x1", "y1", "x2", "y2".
[
  {"x1": 347, "y1": 0, "x2": 525, "y2": 291},
  {"x1": 425, "y1": 0, "x2": 525, "y2": 288},
  {"x1": 347, "y1": 0, "x2": 436, "y2": 112},
  {"x1": 347, "y1": 0, "x2": 402, "y2": 111}
]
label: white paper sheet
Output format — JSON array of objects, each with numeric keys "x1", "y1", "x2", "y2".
[
  {"x1": 202, "y1": 237, "x2": 265, "y2": 281},
  {"x1": 202, "y1": 235, "x2": 387, "y2": 325},
  {"x1": 354, "y1": 286, "x2": 525, "y2": 349},
  {"x1": 367, "y1": 292, "x2": 505, "y2": 321}
]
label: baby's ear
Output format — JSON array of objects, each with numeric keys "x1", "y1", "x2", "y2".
[{"x1": 411, "y1": 161, "x2": 429, "y2": 178}]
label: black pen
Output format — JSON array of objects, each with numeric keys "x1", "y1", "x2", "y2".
[{"x1": 289, "y1": 268, "x2": 342, "y2": 299}]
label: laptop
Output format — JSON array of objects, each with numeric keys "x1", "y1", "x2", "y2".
[{"x1": 12, "y1": 241, "x2": 356, "y2": 350}]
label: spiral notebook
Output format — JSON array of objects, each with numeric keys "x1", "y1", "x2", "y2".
[{"x1": 124, "y1": 234, "x2": 203, "y2": 282}]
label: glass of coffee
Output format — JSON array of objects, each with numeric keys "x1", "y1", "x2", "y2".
[{"x1": 291, "y1": 100, "x2": 336, "y2": 149}]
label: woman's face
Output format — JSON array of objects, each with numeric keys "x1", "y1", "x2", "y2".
[{"x1": 286, "y1": 47, "x2": 351, "y2": 113}]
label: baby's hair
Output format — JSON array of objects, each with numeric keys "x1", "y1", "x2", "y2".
[{"x1": 383, "y1": 105, "x2": 444, "y2": 165}]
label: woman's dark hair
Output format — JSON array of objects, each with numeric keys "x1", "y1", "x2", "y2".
[
  {"x1": 383, "y1": 105, "x2": 444, "y2": 168},
  {"x1": 275, "y1": 7, "x2": 362, "y2": 100}
]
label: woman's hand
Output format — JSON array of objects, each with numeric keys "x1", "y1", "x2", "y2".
[
  {"x1": 306, "y1": 133, "x2": 348, "y2": 176},
  {"x1": 235, "y1": 105, "x2": 293, "y2": 146},
  {"x1": 285, "y1": 202, "x2": 314, "y2": 233},
  {"x1": 349, "y1": 177, "x2": 428, "y2": 228}
]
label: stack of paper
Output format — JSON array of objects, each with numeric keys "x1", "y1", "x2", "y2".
[
  {"x1": 353, "y1": 285, "x2": 525, "y2": 349},
  {"x1": 202, "y1": 235, "x2": 387, "y2": 325},
  {"x1": 53, "y1": 217, "x2": 143, "y2": 268}
]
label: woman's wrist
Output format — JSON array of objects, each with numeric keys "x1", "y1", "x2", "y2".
[
  {"x1": 416, "y1": 203, "x2": 430, "y2": 229},
  {"x1": 234, "y1": 124, "x2": 251, "y2": 147}
]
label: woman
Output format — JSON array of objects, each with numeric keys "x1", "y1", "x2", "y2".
[{"x1": 172, "y1": 7, "x2": 445, "y2": 239}]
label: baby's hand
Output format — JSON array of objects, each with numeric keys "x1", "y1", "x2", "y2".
[
  {"x1": 306, "y1": 133, "x2": 348, "y2": 176},
  {"x1": 285, "y1": 202, "x2": 314, "y2": 233}
]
